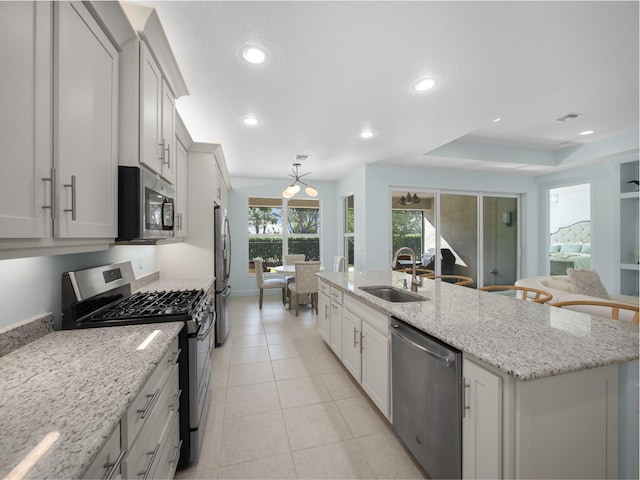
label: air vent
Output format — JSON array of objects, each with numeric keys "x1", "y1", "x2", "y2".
[
  {"x1": 295, "y1": 154, "x2": 310, "y2": 161},
  {"x1": 553, "y1": 113, "x2": 583, "y2": 123}
]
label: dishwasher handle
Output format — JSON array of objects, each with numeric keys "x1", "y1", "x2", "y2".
[{"x1": 391, "y1": 324, "x2": 456, "y2": 368}]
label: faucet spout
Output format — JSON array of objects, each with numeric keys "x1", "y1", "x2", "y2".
[{"x1": 392, "y1": 247, "x2": 422, "y2": 292}]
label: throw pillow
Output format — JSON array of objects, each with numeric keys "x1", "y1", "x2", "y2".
[
  {"x1": 547, "y1": 276, "x2": 572, "y2": 292},
  {"x1": 581, "y1": 243, "x2": 592, "y2": 254},
  {"x1": 567, "y1": 269, "x2": 610, "y2": 299},
  {"x1": 550, "y1": 243, "x2": 562, "y2": 253}
]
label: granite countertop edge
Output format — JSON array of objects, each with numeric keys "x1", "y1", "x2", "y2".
[{"x1": 317, "y1": 271, "x2": 639, "y2": 382}]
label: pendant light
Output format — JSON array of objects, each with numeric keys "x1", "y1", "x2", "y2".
[
  {"x1": 399, "y1": 192, "x2": 421, "y2": 206},
  {"x1": 282, "y1": 163, "x2": 318, "y2": 198}
]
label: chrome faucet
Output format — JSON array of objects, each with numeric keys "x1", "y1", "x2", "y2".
[{"x1": 392, "y1": 247, "x2": 422, "y2": 292}]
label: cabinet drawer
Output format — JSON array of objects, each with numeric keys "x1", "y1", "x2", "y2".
[
  {"x1": 122, "y1": 337, "x2": 179, "y2": 449},
  {"x1": 330, "y1": 287, "x2": 343, "y2": 305},
  {"x1": 344, "y1": 295, "x2": 388, "y2": 336},
  {"x1": 318, "y1": 279, "x2": 331, "y2": 296},
  {"x1": 123, "y1": 363, "x2": 179, "y2": 479},
  {"x1": 83, "y1": 424, "x2": 124, "y2": 480},
  {"x1": 152, "y1": 411, "x2": 181, "y2": 480}
]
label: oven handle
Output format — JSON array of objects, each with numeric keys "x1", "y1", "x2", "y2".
[
  {"x1": 197, "y1": 316, "x2": 215, "y2": 340},
  {"x1": 221, "y1": 285, "x2": 232, "y2": 297}
]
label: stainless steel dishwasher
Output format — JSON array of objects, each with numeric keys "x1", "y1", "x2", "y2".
[{"x1": 390, "y1": 318, "x2": 462, "y2": 479}]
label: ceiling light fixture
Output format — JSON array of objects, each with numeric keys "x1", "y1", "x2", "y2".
[
  {"x1": 579, "y1": 130, "x2": 595, "y2": 136},
  {"x1": 360, "y1": 130, "x2": 375, "y2": 139},
  {"x1": 413, "y1": 78, "x2": 437, "y2": 92},
  {"x1": 241, "y1": 46, "x2": 267, "y2": 64},
  {"x1": 282, "y1": 163, "x2": 318, "y2": 198},
  {"x1": 243, "y1": 116, "x2": 259, "y2": 126},
  {"x1": 399, "y1": 192, "x2": 421, "y2": 206},
  {"x1": 493, "y1": 117, "x2": 502, "y2": 123}
]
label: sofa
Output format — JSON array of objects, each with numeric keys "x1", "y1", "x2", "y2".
[{"x1": 515, "y1": 274, "x2": 639, "y2": 322}]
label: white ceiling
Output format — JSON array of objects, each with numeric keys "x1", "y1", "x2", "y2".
[{"x1": 136, "y1": 1, "x2": 639, "y2": 181}]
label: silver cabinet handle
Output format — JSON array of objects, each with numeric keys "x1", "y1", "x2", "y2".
[
  {"x1": 102, "y1": 449, "x2": 126, "y2": 480},
  {"x1": 169, "y1": 440, "x2": 182, "y2": 468},
  {"x1": 159, "y1": 140, "x2": 165, "y2": 161},
  {"x1": 353, "y1": 327, "x2": 359, "y2": 348},
  {"x1": 137, "y1": 388, "x2": 159, "y2": 419},
  {"x1": 164, "y1": 142, "x2": 171, "y2": 168},
  {"x1": 63, "y1": 175, "x2": 76, "y2": 220},
  {"x1": 360, "y1": 330, "x2": 364, "y2": 353},
  {"x1": 463, "y1": 380, "x2": 471, "y2": 418},
  {"x1": 42, "y1": 167, "x2": 56, "y2": 219},
  {"x1": 138, "y1": 443, "x2": 160, "y2": 479},
  {"x1": 169, "y1": 349, "x2": 181, "y2": 366},
  {"x1": 324, "y1": 304, "x2": 329, "y2": 319},
  {"x1": 169, "y1": 389, "x2": 182, "y2": 412}
]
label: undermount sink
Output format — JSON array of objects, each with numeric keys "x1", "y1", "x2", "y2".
[{"x1": 359, "y1": 286, "x2": 427, "y2": 303}]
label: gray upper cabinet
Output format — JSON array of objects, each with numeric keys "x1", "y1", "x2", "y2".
[
  {"x1": 54, "y1": 1, "x2": 119, "y2": 238},
  {"x1": 0, "y1": 2, "x2": 52, "y2": 238}
]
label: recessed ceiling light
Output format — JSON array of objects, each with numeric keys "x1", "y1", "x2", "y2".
[
  {"x1": 493, "y1": 117, "x2": 502, "y2": 123},
  {"x1": 413, "y1": 78, "x2": 437, "y2": 92},
  {"x1": 241, "y1": 46, "x2": 267, "y2": 64},
  {"x1": 360, "y1": 130, "x2": 375, "y2": 139},
  {"x1": 243, "y1": 117, "x2": 259, "y2": 126},
  {"x1": 579, "y1": 130, "x2": 594, "y2": 136}
]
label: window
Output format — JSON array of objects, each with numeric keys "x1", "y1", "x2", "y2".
[
  {"x1": 343, "y1": 195, "x2": 354, "y2": 270},
  {"x1": 248, "y1": 197, "x2": 320, "y2": 273}
]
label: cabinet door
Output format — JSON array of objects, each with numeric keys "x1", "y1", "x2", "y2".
[
  {"x1": 54, "y1": 1, "x2": 118, "y2": 238},
  {"x1": 160, "y1": 80, "x2": 176, "y2": 184},
  {"x1": 175, "y1": 140, "x2": 188, "y2": 238},
  {"x1": 341, "y1": 309, "x2": 361, "y2": 380},
  {"x1": 140, "y1": 42, "x2": 163, "y2": 176},
  {"x1": 0, "y1": 2, "x2": 52, "y2": 238},
  {"x1": 462, "y1": 359, "x2": 502, "y2": 479},
  {"x1": 330, "y1": 302, "x2": 343, "y2": 359},
  {"x1": 317, "y1": 292, "x2": 331, "y2": 343},
  {"x1": 361, "y1": 322, "x2": 389, "y2": 418}
]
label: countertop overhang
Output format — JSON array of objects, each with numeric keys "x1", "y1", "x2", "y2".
[{"x1": 318, "y1": 271, "x2": 639, "y2": 381}]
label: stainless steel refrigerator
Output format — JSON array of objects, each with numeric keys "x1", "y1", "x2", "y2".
[{"x1": 214, "y1": 205, "x2": 231, "y2": 345}]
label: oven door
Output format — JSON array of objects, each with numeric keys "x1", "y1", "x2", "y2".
[{"x1": 188, "y1": 309, "x2": 213, "y2": 462}]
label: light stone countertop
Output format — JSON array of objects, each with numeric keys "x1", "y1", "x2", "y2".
[
  {"x1": 0, "y1": 322, "x2": 183, "y2": 479},
  {"x1": 318, "y1": 270, "x2": 639, "y2": 381}
]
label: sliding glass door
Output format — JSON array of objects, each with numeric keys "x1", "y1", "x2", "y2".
[
  {"x1": 482, "y1": 196, "x2": 518, "y2": 286},
  {"x1": 391, "y1": 190, "x2": 520, "y2": 287}
]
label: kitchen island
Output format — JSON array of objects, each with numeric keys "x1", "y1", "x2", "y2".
[
  {"x1": 317, "y1": 270, "x2": 639, "y2": 479},
  {"x1": 0, "y1": 321, "x2": 183, "y2": 479}
]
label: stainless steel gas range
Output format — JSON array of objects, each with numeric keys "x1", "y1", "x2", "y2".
[{"x1": 61, "y1": 261, "x2": 213, "y2": 467}]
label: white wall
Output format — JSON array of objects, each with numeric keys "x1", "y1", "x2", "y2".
[
  {"x1": 228, "y1": 177, "x2": 338, "y2": 297},
  {"x1": 0, "y1": 245, "x2": 157, "y2": 330},
  {"x1": 549, "y1": 183, "x2": 590, "y2": 234}
]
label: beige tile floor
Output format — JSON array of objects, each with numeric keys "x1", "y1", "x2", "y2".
[{"x1": 175, "y1": 295, "x2": 429, "y2": 479}]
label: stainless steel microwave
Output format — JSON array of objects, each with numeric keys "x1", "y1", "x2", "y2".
[{"x1": 117, "y1": 166, "x2": 175, "y2": 241}]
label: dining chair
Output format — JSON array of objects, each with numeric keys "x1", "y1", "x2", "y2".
[
  {"x1": 283, "y1": 254, "x2": 306, "y2": 303},
  {"x1": 288, "y1": 261, "x2": 321, "y2": 316},
  {"x1": 550, "y1": 299, "x2": 639, "y2": 324},
  {"x1": 253, "y1": 258, "x2": 286, "y2": 309},
  {"x1": 333, "y1": 255, "x2": 345, "y2": 272},
  {"x1": 477, "y1": 285, "x2": 553, "y2": 304},
  {"x1": 422, "y1": 274, "x2": 474, "y2": 286}
]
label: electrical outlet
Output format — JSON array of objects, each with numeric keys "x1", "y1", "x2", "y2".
[{"x1": 138, "y1": 256, "x2": 143, "y2": 270}]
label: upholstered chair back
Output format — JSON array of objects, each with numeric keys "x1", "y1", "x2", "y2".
[
  {"x1": 333, "y1": 256, "x2": 345, "y2": 272},
  {"x1": 254, "y1": 258, "x2": 265, "y2": 287},
  {"x1": 293, "y1": 261, "x2": 321, "y2": 293},
  {"x1": 284, "y1": 254, "x2": 306, "y2": 265}
]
